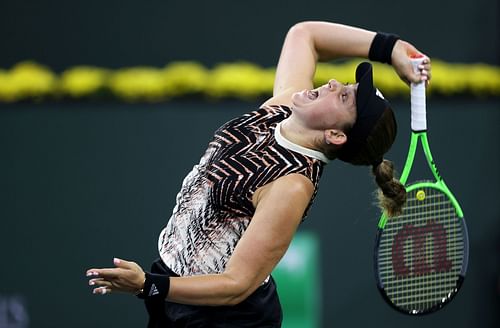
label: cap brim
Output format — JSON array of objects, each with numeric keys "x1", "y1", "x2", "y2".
[
  {"x1": 355, "y1": 62, "x2": 375, "y2": 117},
  {"x1": 337, "y1": 62, "x2": 392, "y2": 162}
]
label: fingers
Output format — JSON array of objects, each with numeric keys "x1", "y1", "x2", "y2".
[
  {"x1": 87, "y1": 272, "x2": 119, "y2": 295},
  {"x1": 392, "y1": 40, "x2": 432, "y2": 86},
  {"x1": 86, "y1": 258, "x2": 135, "y2": 278},
  {"x1": 89, "y1": 277, "x2": 110, "y2": 288},
  {"x1": 410, "y1": 56, "x2": 432, "y2": 85},
  {"x1": 418, "y1": 58, "x2": 432, "y2": 79},
  {"x1": 92, "y1": 286, "x2": 112, "y2": 295},
  {"x1": 86, "y1": 271, "x2": 113, "y2": 295},
  {"x1": 88, "y1": 277, "x2": 113, "y2": 295},
  {"x1": 421, "y1": 58, "x2": 432, "y2": 86},
  {"x1": 86, "y1": 258, "x2": 145, "y2": 296},
  {"x1": 85, "y1": 266, "x2": 121, "y2": 295},
  {"x1": 113, "y1": 257, "x2": 137, "y2": 270},
  {"x1": 86, "y1": 268, "x2": 120, "y2": 279}
]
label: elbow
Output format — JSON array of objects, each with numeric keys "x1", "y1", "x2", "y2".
[
  {"x1": 288, "y1": 21, "x2": 328, "y2": 37},
  {"x1": 223, "y1": 295, "x2": 245, "y2": 306},
  {"x1": 224, "y1": 290, "x2": 252, "y2": 306},
  {"x1": 285, "y1": 22, "x2": 319, "y2": 55},
  {"x1": 287, "y1": 21, "x2": 313, "y2": 39},
  {"x1": 218, "y1": 275, "x2": 255, "y2": 306}
]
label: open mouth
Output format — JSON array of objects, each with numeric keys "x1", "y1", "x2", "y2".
[{"x1": 307, "y1": 89, "x2": 319, "y2": 100}]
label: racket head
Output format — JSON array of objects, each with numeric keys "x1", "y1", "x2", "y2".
[{"x1": 374, "y1": 181, "x2": 469, "y2": 315}]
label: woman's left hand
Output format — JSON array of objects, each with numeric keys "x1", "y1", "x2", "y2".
[
  {"x1": 86, "y1": 258, "x2": 145, "y2": 295},
  {"x1": 391, "y1": 39, "x2": 432, "y2": 87}
]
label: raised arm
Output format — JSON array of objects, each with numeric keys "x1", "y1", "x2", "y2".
[
  {"x1": 272, "y1": 22, "x2": 375, "y2": 96},
  {"x1": 262, "y1": 21, "x2": 431, "y2": 107}
]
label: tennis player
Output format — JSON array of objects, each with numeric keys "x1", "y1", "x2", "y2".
[{"x1": 87, "y1": 21, "x2": 431, "y2": 327}]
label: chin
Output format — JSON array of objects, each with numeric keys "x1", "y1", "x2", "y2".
[{"x1": 291, "y1": 91, "x2": 306, "y2": 107}]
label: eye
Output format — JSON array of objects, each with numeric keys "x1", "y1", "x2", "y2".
[{"x1": 341, "y1": 93, "x2": 348, "y2": 102}]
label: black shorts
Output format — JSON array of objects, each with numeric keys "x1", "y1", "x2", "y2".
[{"x1": 144, "y1": 258, "x2": 283, "y2": 328}]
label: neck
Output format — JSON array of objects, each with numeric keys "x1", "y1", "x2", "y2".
[
  {"x1": 276, "y1": 118, "x2": 331, "y2": 164},
  {"x1": 280, "y1": 116, "x2": 322, "y2": 151}
]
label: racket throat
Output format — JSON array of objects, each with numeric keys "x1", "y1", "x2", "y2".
[{"x1": 399, "y1": 132, "x2": 442, "y2": 186}]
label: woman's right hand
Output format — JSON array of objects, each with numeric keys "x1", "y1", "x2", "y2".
[{"x1": 391, "y1": 40, "x2": 432, "y2": 87}]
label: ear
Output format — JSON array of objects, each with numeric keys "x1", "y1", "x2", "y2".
[{"x1": 325, "y1": 129, "x2": 347, "y2": 146}]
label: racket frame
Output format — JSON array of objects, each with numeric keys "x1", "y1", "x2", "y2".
[
  {"x1": 378, "y1": 131, "x2": 464, "y2": 229},
  {"x1": 375, "y1": 129, "x2": 470, "y2": 315},
  {"x1": 374, "y1": 56, "x2": 469, "y2": 315}
]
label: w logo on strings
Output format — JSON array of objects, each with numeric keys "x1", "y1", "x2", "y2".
[{"x1": 392, "y1": 220, "x2": 452, "y2": 278}]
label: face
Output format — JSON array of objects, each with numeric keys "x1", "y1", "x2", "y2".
[{"x1": 291, "y1": 79, "x2": 357, "y2": 131}]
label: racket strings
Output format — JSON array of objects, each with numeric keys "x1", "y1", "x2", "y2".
[{"x1": 378, "y1": 186, "x2": 465, "y2": 313}]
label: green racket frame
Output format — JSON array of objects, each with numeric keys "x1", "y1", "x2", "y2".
[
  {"x1": 374, "y1": 130, "x2": 470, "y2": 315},
  {"x1": 378, "y1": 131, "x2": 464, "y2": 229},
  {"x1": 374, "y1": 56, "x2": 469, "y2": 315}
]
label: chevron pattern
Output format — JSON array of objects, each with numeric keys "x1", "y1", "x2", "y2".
[{"x1": 159, "y1": 105, "x2": 324, "y2": 276}]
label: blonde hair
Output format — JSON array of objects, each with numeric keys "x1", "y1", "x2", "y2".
[{"x1": 372, "y1": 159, "x2": 406, "y2": 217}]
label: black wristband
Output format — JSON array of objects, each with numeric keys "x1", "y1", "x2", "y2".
[
  {"x1": 368, "y1": 32, "x2": 400, "y2": 64},
  {"x1": 136, "y1": 272, "x2": 170, "y2": 301}
]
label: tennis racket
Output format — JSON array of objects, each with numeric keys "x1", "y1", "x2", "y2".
[{"x1": 374, "y1": 55, "x2": 469, "y2": 315}]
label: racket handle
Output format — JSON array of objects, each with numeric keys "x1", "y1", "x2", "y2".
[{"x1": 410, "y1": 55, "x2": 427, "y2": 131}]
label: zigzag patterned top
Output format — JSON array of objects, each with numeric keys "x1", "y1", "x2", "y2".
[{"x1": 158, "y1": 105, "x2": 326, "y2": 276}]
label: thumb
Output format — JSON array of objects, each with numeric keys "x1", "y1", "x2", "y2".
[{"x1": 113, "y1": 257, "x2": 135, "y2": 269}]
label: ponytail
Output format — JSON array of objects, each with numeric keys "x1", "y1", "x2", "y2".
[
  {"x1": 324, "y1": 102, "x2": 406, "y2": 216},
  {"x1": 372, "y1": 159, "x2": 406, "y2": 217}
]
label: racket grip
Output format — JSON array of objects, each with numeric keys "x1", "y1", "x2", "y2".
[{"x1": 410, "y1": 56, "x2": 427, "y2": 131}]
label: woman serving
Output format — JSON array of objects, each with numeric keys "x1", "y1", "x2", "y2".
[{"x1": 87, "y1": 21, "x2": 431, "y2": 327}]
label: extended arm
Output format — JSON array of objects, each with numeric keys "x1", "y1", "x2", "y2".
[
  {"x1": 87, "y1": 173, "x2": 314, "y2": 306},
  {"x1": 166, "y1": 174, "x2": 314, "y2": 305}
]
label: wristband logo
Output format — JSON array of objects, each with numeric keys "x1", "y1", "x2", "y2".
[{"x1": 148, "y1": 284, "x2": 160, "y2": 297}]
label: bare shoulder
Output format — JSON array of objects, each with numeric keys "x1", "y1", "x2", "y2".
[{"x1": 252, "y1": 173, "x2": 315, "y2": 209}]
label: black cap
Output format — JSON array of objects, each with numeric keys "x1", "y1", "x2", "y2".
[{"x1": 337, "y1": 62, "x2": 392, "y2": 163}]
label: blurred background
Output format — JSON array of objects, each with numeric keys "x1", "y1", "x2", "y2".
[{"x1": 0, "y1": 0, "x2": 498, "y2": 327}]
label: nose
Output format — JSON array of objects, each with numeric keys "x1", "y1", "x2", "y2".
[{"x1": 327, "y1": 79, "x2": 339, "y2": 90}]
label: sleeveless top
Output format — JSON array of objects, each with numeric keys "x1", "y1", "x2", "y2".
[{"x1": 158, "y1": 105, "x2": 327, "y2": 276}]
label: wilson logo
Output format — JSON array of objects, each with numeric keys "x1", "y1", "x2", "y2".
[{"x1": 392, "y1": 221, "x2": 452, "y2": 277}]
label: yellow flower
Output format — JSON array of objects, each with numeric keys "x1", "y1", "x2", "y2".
[
  {"x1": 465, "y1": 63, "x2": 500, "y2": 96},
  {"x1": 109, "y1": 67, "x2": 168, "y2": 102},
  {"x1": 60, "y1": 66, "x2": 109, "y2": 98},
  {"x1": 0, "y1": 69, "x2": 21, "y2": 102},
  {"x1": 205, "y1": 62, "x2": 274, "y2": 99},
  {"x1": 0, "y1": 59, "x2": 498, "y2": 103},
  {"x1": 0, "y1": 61, "x2": 56, "y2": 101},
  {"x1": 162, "y1": 62, "x2": 210, "y2": 97}
]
